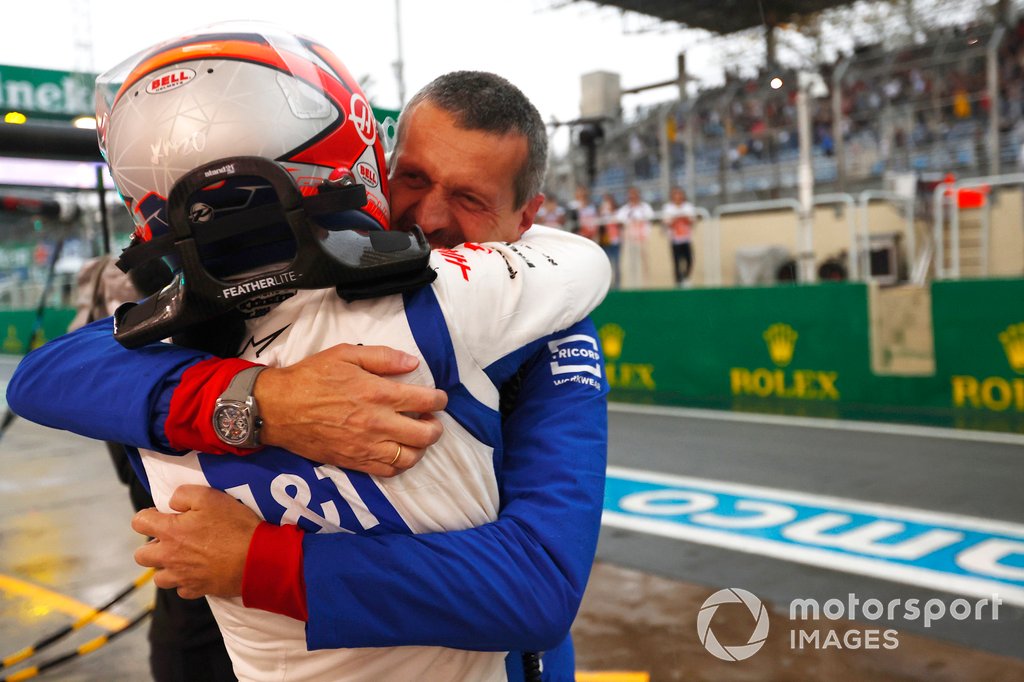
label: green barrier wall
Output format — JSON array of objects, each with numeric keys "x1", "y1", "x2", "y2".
[
  {"x1": 4, "y1": 279, "x2": 1022, "y2": 433},
  {"x1": 591, "y1": 280, "x2": 1024, "y2": 433},
  {"x1": 0, "y1": 308, "x2": 76, "y2": 355},
  {"x1": 931, "y1": 279, "x2": 1024, "y2": 432}
]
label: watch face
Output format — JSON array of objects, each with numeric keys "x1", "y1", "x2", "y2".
[{"x1": 214, "y1": 403, "x2": 251, "y2": 445}]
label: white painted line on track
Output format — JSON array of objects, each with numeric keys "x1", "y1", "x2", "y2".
[
  {"x1": 609, "y1": 401, "x2": 1024, "y2": 446},
  {"x1": 607, "y1": 466, "x2": 1024, "y2": 537},
  {"x1": 602, "y1": 509, "x2": 1024, "y2": 607}
]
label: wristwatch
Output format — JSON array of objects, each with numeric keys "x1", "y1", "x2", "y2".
[{"x1": 212, "y1": 366, "x2": 266, "y2": 448}]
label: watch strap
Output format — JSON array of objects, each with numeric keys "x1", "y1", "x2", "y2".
[
  {"x1": 221, "y1": 365, "x2": 266, "y2": 403},
  {"x1": 214, "y1": 365, "x2": 267, "y2": 448}
]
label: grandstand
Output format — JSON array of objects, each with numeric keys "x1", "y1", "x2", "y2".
[{"x1": 543, "y1": 0, "x2": 1024, "y2": 294}]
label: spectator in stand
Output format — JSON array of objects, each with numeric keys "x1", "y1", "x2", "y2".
[
  {"x1": 616, "y1": 186, "x2": 654, "y2": 288},
  {"x1": 536, "y1": 195, "x2": 567, "y2": 229},
  {"x1": 568, "y1": 185, "x2": 600, "y2": 244},
  {"x1": 661, "y1": 186, "x2": 697, "y2": 287},
  {"x1": 598, "y1": 191, "x2": 621, "y2": 288}
]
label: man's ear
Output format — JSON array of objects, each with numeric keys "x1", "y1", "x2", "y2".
[{"x1": 517, "y1": 193, "x2": 546, "y2": 235}]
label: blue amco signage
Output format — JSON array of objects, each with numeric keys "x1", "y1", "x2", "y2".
[{"x1": 604, "y1": 467, "x2": 1024, "y2": 606}]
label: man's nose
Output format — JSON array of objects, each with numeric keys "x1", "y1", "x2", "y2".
[{"x1": 411, "y1": 188, "x2": 451, "y2": 233}]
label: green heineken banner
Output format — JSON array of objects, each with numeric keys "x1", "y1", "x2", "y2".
[
  {"x1": 591, "y1": 280, "x2": 1024, "y2": 433},
  {"x1": 0, "y1": 64, "x2": 95, "y2": 122},
  {"x1": 0, "y1": 64, "x2": 393, "y2": 126}
]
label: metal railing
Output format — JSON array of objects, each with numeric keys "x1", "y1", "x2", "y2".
[
  {"x1": 932, "y1": 172, "x2": 1024, "y2": 279},
  {"x1": 812, "y1": 193, "x2": 861, "y2": 280},
  {"x1": 858, "y1": 189, "x2": 916, "y2": 285},
  {"x1": 710, "y1": 198, "x2": 802, "y2": 287}
]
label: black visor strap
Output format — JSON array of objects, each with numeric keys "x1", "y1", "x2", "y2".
[{"x1": 116, "y1": 174, "x2": 368, "y2": 274}]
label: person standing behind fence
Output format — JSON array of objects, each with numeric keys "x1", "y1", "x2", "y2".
[
  {"x1": 598, "y1": 192, "x2": 621, "y2": 288},
  {"x1": 662, "y1": 186, "x2": 697, "y2": 286},
  {"x1": 536, "y1": 195, "x2": 567, "y2": 229},
  {"x1": 568, "y1": 185, "x2": 600, "y2": 244},
  {"x1": 616, "y1": 186, "x2": 654, "y2": 288}
]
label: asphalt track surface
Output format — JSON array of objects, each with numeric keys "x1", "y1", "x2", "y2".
[
  {"x1": 590, "y1": 403, "x2": 1024, "y2": 673},
  {"x1": 0, "y1": 347, "x2": 1021, "y2": 680}
]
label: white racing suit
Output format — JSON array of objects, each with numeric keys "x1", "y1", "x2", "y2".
[{"x1": 134, "y1": 225, "x2": 610, "y2": 681}]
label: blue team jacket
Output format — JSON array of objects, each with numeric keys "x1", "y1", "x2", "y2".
[{"x1": 8, "y1": 314, "x2": 608, "y2": 682}]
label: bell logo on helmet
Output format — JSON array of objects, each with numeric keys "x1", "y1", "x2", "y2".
[
  {"x1": 146, "y1": 68, "x2": 196, "y2": 94},
  {"x1": 356, "y1": 162, "x2": 379, "y2": 188},
  {"x1": 348, "y1": 93, "x2": 377, "y2": 145}
]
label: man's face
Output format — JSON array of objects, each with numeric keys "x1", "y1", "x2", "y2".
[{"x1": 389, "y1": 102, "x2": 544, "y2": 248}]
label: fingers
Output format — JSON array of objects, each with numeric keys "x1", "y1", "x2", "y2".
[
  {"x1": 167, "y1": 484, "x2": 211, "y2": 513},
  {"x1": 330, "y1": 343, "x2": 419, "y2": 376},
  {"x1": 378, "y1": 410, "x2": 444, "y2": 451},
  {"x1": 133, "y1": 536, "x2": 163, "y2": 569},
  {"x1": 389, "y1": 442, "x2": 425, "y2": 472},
  {"x1": 390, "y1": 382, "x2": 448, "y2": 414},
  {"x1": 131, "y1": 507, "x2": 165, "y2": 538},
  {"x1": 319, "y1": 344, "x2": 447, "y2": 411}
]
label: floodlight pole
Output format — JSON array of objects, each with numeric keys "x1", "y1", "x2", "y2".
[
  {"x1": 797, "y1": 72, "x2": 817, "y2": 284},
  {"x1": 987, "y1": 25, "x2": 1005, "y2": 176},
  {"x1": 393, "y1": 0, "x2": 406, "y2": 107},
  {"x1": 832, "y1": 58, "x2": 850, "y2": 192}
]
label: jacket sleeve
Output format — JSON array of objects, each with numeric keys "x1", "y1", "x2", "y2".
[
  {"x1": 6, "y1": 317, "x2": 210, "y2": 453},
  {"x1": 303, "y1": 317, "x2": 608, "y2": 652}
]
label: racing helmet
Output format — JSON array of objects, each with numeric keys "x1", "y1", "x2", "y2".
[{"x1": 97, "y1": 22, "x2": 432, "y2": 348}]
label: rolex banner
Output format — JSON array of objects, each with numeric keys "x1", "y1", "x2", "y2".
[
  {"x1": 1, "y1": 280, "x2": 1020, "y2": 432},
  {"x1": 590, "y1": 284, "x2": 874, "y2": 417},
  {"x1": 0, "y1": 308, "x2": 76, "y2": 354},
  {"x1": 591, "y1": 280, "x2": 1024, "y2": 433},
  {"x1": 933, "y1": 279, "x2": 1024, "y2": 428}
]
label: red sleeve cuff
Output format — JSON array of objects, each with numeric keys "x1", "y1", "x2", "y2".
[
  {"x1": 165, "y1": 357, "x2": 263, "y2": 454},
  {"x1": 242, "y1": 522, "x2": 308, "y2": 621}
]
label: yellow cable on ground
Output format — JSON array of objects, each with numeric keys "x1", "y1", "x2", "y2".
[
  {"x1": 0, "y1": 569, "x2": 154, "y2": 670},
  {"x1": 0, "y1": 603, "x2": 153, "y2": 682}
]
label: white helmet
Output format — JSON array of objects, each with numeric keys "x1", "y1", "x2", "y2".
[{"x1": 98, "y1": 22, "x2": 431, "y2": 348}]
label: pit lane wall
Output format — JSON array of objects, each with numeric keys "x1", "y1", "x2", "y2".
[
  {"x1": 1, "y1": 279, "x2": 1021, "y2": 432},
  {"x1": 590, "y1": 279, "x2": 1024, "y2": 434},
  {"x1": 0, "y1": 308, "x2": 75, "y2": 354}
]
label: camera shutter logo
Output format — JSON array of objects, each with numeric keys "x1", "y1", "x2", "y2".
[{"x1": 697, "y1": 588, "x2": 770, "y2": 661}]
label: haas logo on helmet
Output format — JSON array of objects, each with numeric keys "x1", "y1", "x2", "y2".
[{"x1": 348, "y1": 93, "x2": 377, "y2": 146}]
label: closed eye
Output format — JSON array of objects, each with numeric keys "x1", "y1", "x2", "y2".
[
  {"x1": 397, "y1": 171, "x2": 428, "y2": 189},
  {"x1": 456, "y1": 193, "x2": 486, "y2": 210}
]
